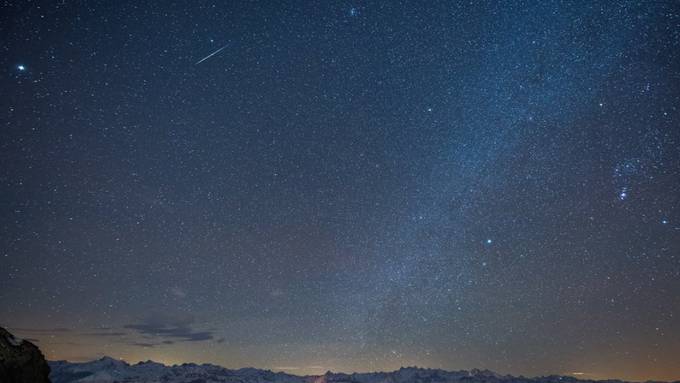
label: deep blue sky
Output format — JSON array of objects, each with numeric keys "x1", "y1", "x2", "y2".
[{"x1": 1, "y1": 1, "x2": 679, "y2": 381}]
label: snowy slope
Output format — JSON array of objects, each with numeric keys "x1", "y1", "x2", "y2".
[
  {"x1": 49, "y1": 359, "x2": 671, "y2": 383},
  {"x1": 49, "y1": 357, "x2": 308, "y2": 383}
]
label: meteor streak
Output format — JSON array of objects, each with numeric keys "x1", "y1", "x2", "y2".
[{"x1": 195, "y1": 43, "x2": 228, "y2": 65}]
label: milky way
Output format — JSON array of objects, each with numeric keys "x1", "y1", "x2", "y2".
[{"x1": 1, "y1": 1, "x2": 679, "y2": 381}]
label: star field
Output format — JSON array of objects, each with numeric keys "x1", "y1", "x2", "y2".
[{"x1": 1, "y1": 1, "x2": 680, "y2": 381}]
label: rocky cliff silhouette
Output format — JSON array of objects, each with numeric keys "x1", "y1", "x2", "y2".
[{"x1": 0, "y1": 326, "x2": 51, "y2": 383}]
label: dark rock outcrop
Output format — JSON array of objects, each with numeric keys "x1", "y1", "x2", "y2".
[{"x1": 0, "y1": 326, "x2": 51, "y2": 383}]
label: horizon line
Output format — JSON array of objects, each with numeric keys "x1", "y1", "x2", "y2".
[{"x1": 47, "y1": 356, "x2": 680, "y2": 383}]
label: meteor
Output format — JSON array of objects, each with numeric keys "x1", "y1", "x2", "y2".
[{"x1": 195, "y1": 43, "x2": 228, "y2": 65}]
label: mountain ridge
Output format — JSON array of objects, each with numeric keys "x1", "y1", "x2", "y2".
[
  {"x1": 0, "y1": 326, "x2": 51, "y2": 383},
  {"x1": 48, "y1": 357, "x2": 680, "y2": 383}
]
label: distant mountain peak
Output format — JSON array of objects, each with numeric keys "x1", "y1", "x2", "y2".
[
  {"x1": 47, "y1": 357, "x2": 675, "y2": 383},
  {"x1": 469, "y1": 368, "x2": 502, "y2": 378},
  {"x1": 92, "y1": 356, "x2": 128, "y2": 367},
  {"x1": 98, "y1": 356, "x2": 121, "y2": 362}
]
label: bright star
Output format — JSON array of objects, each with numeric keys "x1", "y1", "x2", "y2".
[
  {"x1": 662, "y1": 219, "x2": 668, "y2": 225},
  {"x1": 17, "y1": 65, "x2": 25, "y2": 71},
  {"x1": 485, "y1": 239, "x2": 493, "y2": 245}
]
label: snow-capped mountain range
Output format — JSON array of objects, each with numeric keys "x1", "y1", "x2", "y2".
[
  {"x1": 48, "y1": 358, "x2": 676, "y2": 383},
  {"x1": 49, "y1": 357, "x2": 307, "y2": 383}
]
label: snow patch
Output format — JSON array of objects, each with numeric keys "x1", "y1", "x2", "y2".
[{"x1": 7, "y1": 333, "x2": 23, "y2": 346}]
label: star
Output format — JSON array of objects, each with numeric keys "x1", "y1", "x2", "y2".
[{"x1": 17, "y1": 65, "x2": 26, "y2": 71}]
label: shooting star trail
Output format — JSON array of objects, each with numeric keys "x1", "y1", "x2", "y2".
[{"x1": 195, "y1": 43, "x2": 228, "y2": 65}]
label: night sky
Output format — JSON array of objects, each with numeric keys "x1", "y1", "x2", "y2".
[{"x1": 1, "y1": 1, "x2": 680, "y2": 381}]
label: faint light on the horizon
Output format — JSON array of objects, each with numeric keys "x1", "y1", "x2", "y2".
[{"x1": 273, "y1": 365, "x2": 326, "y2": 374}]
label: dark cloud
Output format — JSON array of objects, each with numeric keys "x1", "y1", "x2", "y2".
[
  {"x1": 10, "y1": 327, "x2": 72, "y2": 333},
  {"x1": 87, "y1": 331, "x2": 128, "y2": 337},
  {"x1": 125, "y1": 324, "x2": 214, "y2": 342},
  {"x1": 124, "y1": 313, "x2": 215, "y2": 343},
  {"x1": 129, "y1": 339, "x2": 176, "y2": 348}
]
